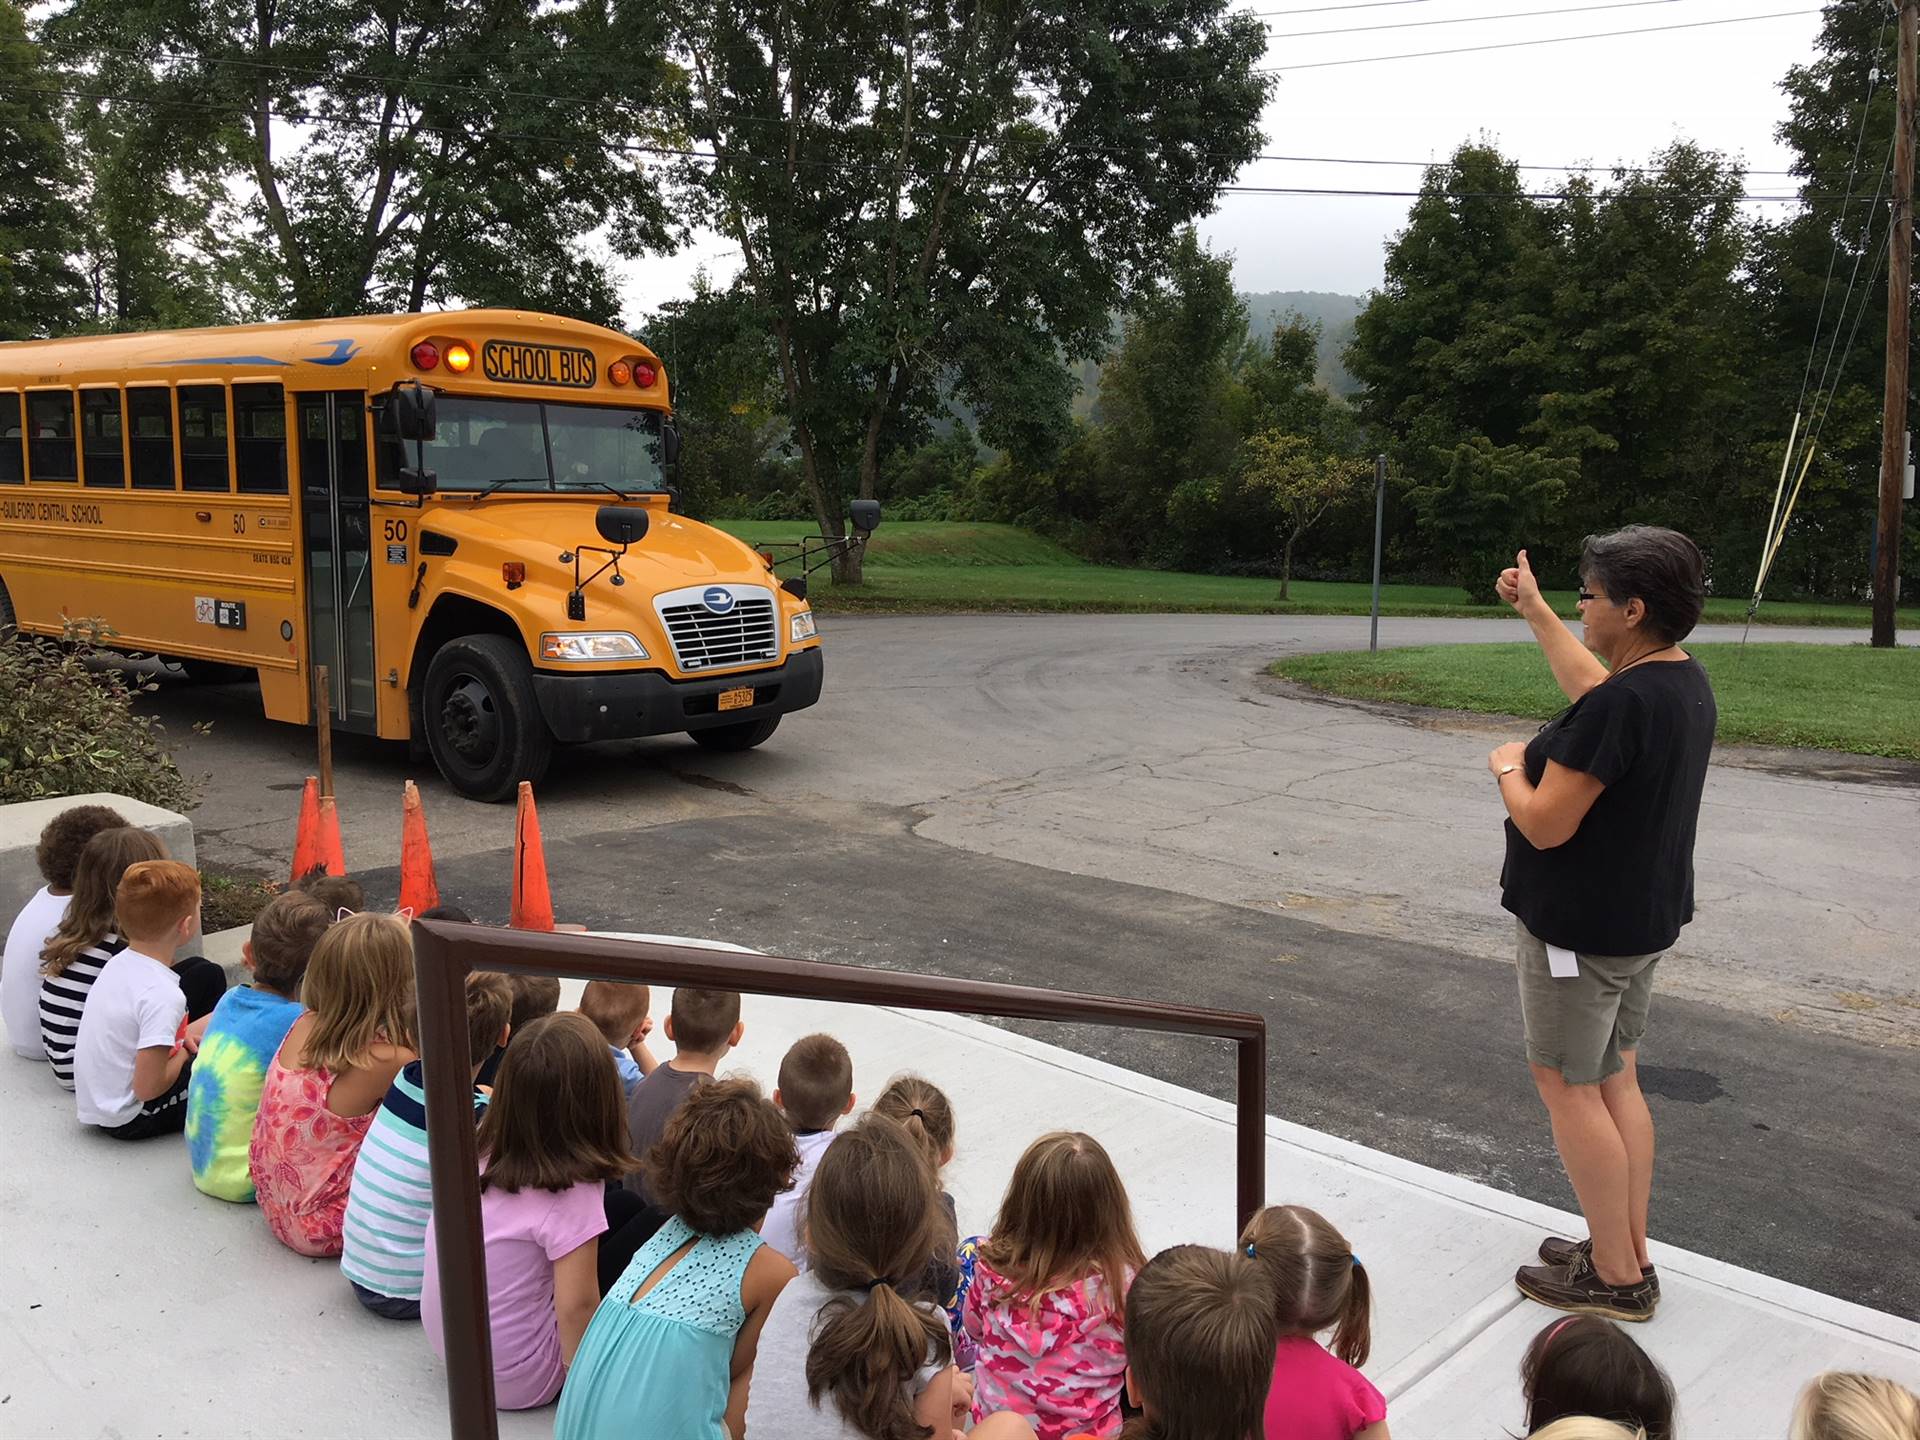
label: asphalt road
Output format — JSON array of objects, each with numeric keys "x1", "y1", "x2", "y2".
[{"x1": 148, "y1": 612, "x2": 1920, "y2": 1318}]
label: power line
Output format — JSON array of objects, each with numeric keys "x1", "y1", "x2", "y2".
[
  {"x1": 37, "y1": 43, "x2": 1810, "y2": 182},
  {"x1": 1260, "y1": 7, "x2": 1820, "y2": 70},
  {"x1": 1266, "y1": 0, "x2": 1711, "y2": 40},
  {"x1": 24, "y1": 86, "x2": 1866, "y2": 205},
  {"x1": 1240, "y1": 0, "x2": 1439, "y2": 14}
]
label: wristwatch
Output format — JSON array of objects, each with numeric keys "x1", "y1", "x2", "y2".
[{"x1": 1495, "y1": 764, "x2": 1520, "y2": 782}]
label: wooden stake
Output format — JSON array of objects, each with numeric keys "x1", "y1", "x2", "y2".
[
  {"x1": 1874, "y1": 0, "x2": 1916, "y2": 648},
  {"x1": 315, "y1": 664, "x2": 334, "y2": 800}
]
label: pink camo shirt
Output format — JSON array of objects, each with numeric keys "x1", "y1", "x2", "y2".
[{"x1": 962, "y1": 1253, "x2": 1132, "y2": 1440}]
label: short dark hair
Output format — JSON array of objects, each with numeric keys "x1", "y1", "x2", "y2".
[
  {"x1": 777, "y1": 1033, "x2": 854, "y2": 1131},
  {"x1": 479, "y1": 1013, "x2": 635, "y2": 1193},
  {"x1": 1124, "y1": 1246, "x2": 1277, "y2": 1438},
  {"x1": 417, "y1": 904, "x2": 472, "y2": 923},
  {"x1": 293, "y1": 869, "x2": 367, "y2": 917},
  {"x1": 506, "y1": 975, "x2": 562, "y2": 1033},
  {"x1": 669, "y1": 987, "x2": 740, "y2": 1054},
  {"x1": 36, "y1": 805, "x2": 128, "y2": 890},
  {"x1": 248, "y1": 891, "x2": 331, "y2": 997},
  {"x1": 644, "y1": 1077, "x2": 798, "y2": 1236},
  {"x1": 1580, "y1": 525, "x2": 1706, "y2": 645},
  {"x1": 1522, "y1": 1315, "x2": 1676, "y2": 1440},
  {"x1": 466, "y1": 972, "x2": 514, "y2": 1066}
]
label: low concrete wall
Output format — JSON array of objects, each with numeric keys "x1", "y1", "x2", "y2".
[{"x1": 0, "y1": 793, "x2": 200, "y2": 947}]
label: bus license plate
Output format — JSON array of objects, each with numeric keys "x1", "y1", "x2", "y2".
[{"x1": 718, "y1": 687, "x2": 755, "y2": 712}]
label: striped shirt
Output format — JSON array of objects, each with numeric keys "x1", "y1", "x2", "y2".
[
  {"x1": 340, "y1": 1061, "x2": 487, "y2": 1302},
  {"x1": 40, "y1": 935, "x2": 126, "y2": 1089}
]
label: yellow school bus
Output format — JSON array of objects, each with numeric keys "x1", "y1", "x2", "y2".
[{"x1": 0, "y1": 310, "x2": 871, "y2": 800}]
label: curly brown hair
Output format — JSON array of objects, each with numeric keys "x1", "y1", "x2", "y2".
[
  {"x1": 35, "y1": 805, "x2": 127, "y2": 890},
  {"x1": 643, "y1": 1077, "x2": 799, "y2": 1236}
]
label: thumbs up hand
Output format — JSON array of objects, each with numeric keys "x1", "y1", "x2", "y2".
[{"x1": 1496, "y1": 549, "x2": 1543, "y2": 616}]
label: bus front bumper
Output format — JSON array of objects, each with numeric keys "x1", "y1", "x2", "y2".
[{"x1": 529, "y1": 647, "x2": 824, "y2": 744}]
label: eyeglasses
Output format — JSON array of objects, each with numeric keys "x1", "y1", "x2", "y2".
[{"x1": 1577, "y1": 590, "x2": 1602, "y2": 603}]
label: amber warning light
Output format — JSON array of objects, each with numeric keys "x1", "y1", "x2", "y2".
[{"x1": 445, "y1": 342, "x2": 474, "y2": 374}]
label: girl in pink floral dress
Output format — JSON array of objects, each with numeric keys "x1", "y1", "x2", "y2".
[
  {"x1": 962, "y1": 1131, "x2": 1146, "y2": 1440},
  {"x1": 249, "y1": 913, "x2": 416, "y2": 1257}
]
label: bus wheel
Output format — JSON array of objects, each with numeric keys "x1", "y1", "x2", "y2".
[
  {"x1": 0, "y1": 578, "x2": 15, "y2": 642},
  {"x1": 422, "y1": 635, "x2": 553, "y2": 803},
  {"x1": 688, "y1": 715, "x2": 781, "y2": 752}
]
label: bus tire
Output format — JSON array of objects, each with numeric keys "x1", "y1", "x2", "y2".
[
  {"x1": 0, "y1": 578, "x2": 15, "y2": 642},
  {"x1": 688, "y1": 714, "x2": 781, "y2": 752},
  {"x1": 422, "y1": 635, "x2": 554, "y2": 803}
]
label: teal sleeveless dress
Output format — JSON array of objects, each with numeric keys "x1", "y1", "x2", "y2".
[{"x1": 555, "y1": 1215, "x2": 764, "y2": 1439}]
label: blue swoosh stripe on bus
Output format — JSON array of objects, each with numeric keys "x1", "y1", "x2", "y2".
[
  {"x1": 307, "y1": 339, "x2": 360, "y2": 366},
  {"x1": 143, "y1": 355, "x2": 292, "y2": 366}
]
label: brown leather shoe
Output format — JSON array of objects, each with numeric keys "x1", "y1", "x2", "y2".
[
  {"x1": 1515, "y1": 1250, "x2": 1660, "y2": 1323},
  {"x1": 1538, "y1": 1236, "x2": 1660, "y2": 1294}
]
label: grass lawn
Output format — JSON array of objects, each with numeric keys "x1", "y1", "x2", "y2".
[
  {"x1": 1270, "y1": 644, "x2": 1920, "y2": 759},
  {"x1": 714, "y1": 520, "x2": 1913, "y2": 629}
]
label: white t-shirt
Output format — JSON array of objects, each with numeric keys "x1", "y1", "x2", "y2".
[
  {"x1": 3, "y1": 887, "x2": 67, "y2": 1059},
  {"x1": 744, "y1": 1269, "x2": 946, "y2": 1440},
  {"x1": 761, "y1": 1128, "x2": 839, "y2": 1270},
  {"x1": 73, "y1": 949, "x2": 186, "y2": 1127}
]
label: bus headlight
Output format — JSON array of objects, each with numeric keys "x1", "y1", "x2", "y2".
[
  {"x1": 540, "y1": 631, "x2": 649, "y2": 661},
  {"x1": 789, "y1": 611, "x2": 817, "y2": 644}
]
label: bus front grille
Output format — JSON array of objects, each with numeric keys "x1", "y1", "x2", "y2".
[{"x1": 660, "y1": 598, "x2": 780, "y2": 672}]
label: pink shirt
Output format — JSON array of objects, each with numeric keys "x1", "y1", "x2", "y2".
[
  {"x1": 962, "y1": 1254, "x2": 1132, "y2": 1440},
  {"x1": 248, "y1": 1045, "x2": 373, "y2": 1257},
  {"x1": 421, "y1": 1178, "x2": 607, "y2": 1411},
  {"x1": 1263, "y1": 1335, "x2": 1387, "y2": 1440}
]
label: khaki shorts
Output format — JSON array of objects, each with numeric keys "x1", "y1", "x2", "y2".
[{"x1": 1515, "y1": 920, "x2": 1662, "y2": 1085}]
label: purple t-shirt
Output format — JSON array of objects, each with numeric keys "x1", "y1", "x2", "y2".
[
  {"x1": 421, "y1": 1178, "x2": 607, "y2": 1410},
  {"x1": 1263, "y1": 1336, "x2": 1386, "y2": 1440}
]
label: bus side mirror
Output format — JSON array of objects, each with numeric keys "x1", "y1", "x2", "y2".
[
  {"x1": 391, "y1": 381, "x2": 438, "y2": 441},
  {"x1": 662, "y1": 422, "x2": 682, "y2": 466},
  {"x1": 595, "y1": 504, "x2": 649, "y2": 548},
  {"x1": 849, "y1": 499, "x2": 881, "y2": 534}
]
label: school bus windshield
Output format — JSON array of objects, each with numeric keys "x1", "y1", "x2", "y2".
[{"x1": 391, "y1": 395, "x2": 667, "y2": 493}]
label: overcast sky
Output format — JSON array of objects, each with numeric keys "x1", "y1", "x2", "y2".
[{"x1": 610, "y1": 1, "x2": 1826, "y2": 314}]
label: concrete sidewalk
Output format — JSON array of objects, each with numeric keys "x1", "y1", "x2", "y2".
[{"x1": 2, "y1": 938, "x2": 1914, "y2": 1439}]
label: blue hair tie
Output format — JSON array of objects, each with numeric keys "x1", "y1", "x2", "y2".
[
  {"x1": 1351, "y1": 1254, "x2": 1361, "y2": 1268},
  {"x1": 1244, "y1": 1241, "x2": 1257, "y2": 1258}
]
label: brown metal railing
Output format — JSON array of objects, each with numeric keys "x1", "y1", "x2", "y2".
[{"x1": 411, "y1": 918, "x2": 1269, "y2": 1440}]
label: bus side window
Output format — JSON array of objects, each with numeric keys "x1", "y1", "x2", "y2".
[
  {"x1": 128, "y1": 388, "x2": 175, "y2": 489},
  {"x1": 81, "y1": 389, "x2": 127, "y2": 488},
  {"x1": 0, "y1": 393, "x2": 23, "y2": 485},
  {"x1": 178, "y1": 384, "x2": 231, "y2": 492},
  {"x1": 26, "y1": 392, "x2": 78, "y2": 484},
  {"x1": 235, "y1": 383, "x2": 288, "y2": 494}
]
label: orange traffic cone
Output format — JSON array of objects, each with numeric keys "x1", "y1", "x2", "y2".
[
  {"x1": 510, "y1": 781, "x2": 554, "y2": 931},
  {"x1": 314, "y1": 795, "x2": 347, "y2": 878},
  {"x1": 398, "y1": 781, "x2": 440, "y2": 917},
  {"x1": 289, "y1": 777, "x2": 322, "y2": 884}
]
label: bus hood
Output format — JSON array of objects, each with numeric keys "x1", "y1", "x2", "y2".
[{"x1": 428, "y1": 499, "x2": 762, "y2": 585}]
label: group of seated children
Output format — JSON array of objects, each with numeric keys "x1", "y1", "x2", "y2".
[{"x1": 4, "y1": 801, "x2": 1917, "y2": 1440}]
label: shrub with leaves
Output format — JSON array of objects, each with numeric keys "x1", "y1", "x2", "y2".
[{"x1": 0, "y1": 631, "x2": 197, "y2": 810}]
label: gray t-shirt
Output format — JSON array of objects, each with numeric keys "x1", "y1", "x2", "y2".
[
  {"x1": 743, "y1": 1270, "x2": 945, "y2": 1440},
  {"x1": 623, "y1": 1063, "x2": 708, "y2": 1202}
]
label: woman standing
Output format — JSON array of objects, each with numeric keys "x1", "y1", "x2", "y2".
[{"x1": 1488, "y1": 527, "x2": 1717, "y2": 1323}]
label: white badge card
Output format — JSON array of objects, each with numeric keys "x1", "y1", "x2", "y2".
[{"x1": 1546, "y1": 943, "x2": 1581, "y2": 979}]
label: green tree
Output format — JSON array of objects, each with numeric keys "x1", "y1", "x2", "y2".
[
  {"x1": 1235, "y1": 430, "x2": 1370, "y2": 598},
  {"x1": 666, "y1": 0, "x2": 1272, "y2": 580},
  {"x1": 1405, "y1": 437, "x2": 1573, "y2": 602},
  {"x1": 645, "y1": 278, "x2": 788, "y2": 518},
  {"x1": 46, "y1": 0, "x2": 677, "y2": 319},
  {"x1": 0, "y1": 1, "x2": 87, "y2": 339}
]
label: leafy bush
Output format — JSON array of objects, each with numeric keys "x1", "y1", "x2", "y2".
[{"x1": 0, "y1": 631, "x2": 197, "y2": 809}]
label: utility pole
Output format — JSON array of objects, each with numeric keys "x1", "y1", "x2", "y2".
[
  {"x1": 1368, "y1": 454, "x2": 1386, "y2": 652},
  {"x1": 1874, "y1": 0, "x2": 1917, "y2": 648}
]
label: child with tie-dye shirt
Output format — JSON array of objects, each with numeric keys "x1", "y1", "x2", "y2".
[
  {"x1": 184, "y1": 892, "x2": 330, "y2": 1200},
  {"x1": 962, "y1": 1131, "x2": 1145, "y2": 1440}
]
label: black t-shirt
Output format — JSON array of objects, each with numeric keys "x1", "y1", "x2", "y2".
[{"x1": 1500, "y1": 657, "x2": 1717, "y2": 956}]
